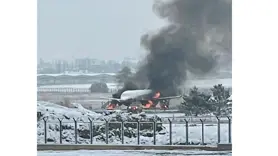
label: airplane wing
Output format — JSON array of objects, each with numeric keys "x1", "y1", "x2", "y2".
[
  {"x1": 156, "y1": 95, "x2": 182, "y2": 100},
  {"x1": 98, "y1": 97, "x2": 123, "y2": 102}
]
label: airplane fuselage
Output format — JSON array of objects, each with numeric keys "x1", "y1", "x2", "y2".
[
  {"x1": 109, "y1": 89, "x2": 166, "y2": 108},
  {"x1": 120, "y1": 89, "x2": 153, "y2": 101},
  {"x1": 106, "y1": 89, "x2": 181, "y2": 110}
]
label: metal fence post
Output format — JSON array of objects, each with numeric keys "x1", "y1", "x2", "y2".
[
  {"x1": 121, "y1": 121, "x2": 124, "y2": 144},
  {"x1": 137, "y1": 121, "x2": 140, "y2": 145},
  {"x1": 184, "y1": 119, "x2": 189, "y2": 145},
  {"x1": 153, "y1": 121, "x2": 156, "y2": 145},
  {"x1": 216, "y1": 116, "x2": 221, "y2": 143},
  {"x1": 105, "y1": 119, "x2": 109, "y2": 144},
  {"x1": 43, "y1": 117, "x2": 48, "y2": 144},
  {"x1": 200, "y1": 119, "x2": 205, "y2": 145},
  {"x1": 73, "y1": 118, "x2": 78, "y2": 144},
  {"x1": 168, "y1": 118, "x2": 172, "y2": 145},
  {"x1": 92, "y1": 122, "x2": 95, "y2": 143},
  {"x1": 88, "y1": 117, "x2": 93, "y2": 144},
  {"x1": 227, "y1": 116, "x2": 231, "y2": 143},
  {"x1": 57, "y1": 118, "x2": 63, "y2": 144}
]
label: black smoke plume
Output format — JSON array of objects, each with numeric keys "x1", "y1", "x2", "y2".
[{"x1": 114, "y1": 0, "x2": 232, "y2": 98}]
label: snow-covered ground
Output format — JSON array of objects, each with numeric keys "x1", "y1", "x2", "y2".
[
  {"x1": 37, "y1": 101, "x2": 231, "y2": 145},
  {"x1": 150, "y1": 113, "x2": 185, "y2": 118},
  {"x1": 38, "y1": 150, "x2": 232, "y2": 156},
  {"x1": 38, "y1": 78, "x2": 231, "y2": 89}
]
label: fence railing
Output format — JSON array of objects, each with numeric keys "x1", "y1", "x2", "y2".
[
  {"x1": 159, "y1": 116, "x2": 231, "y2": 123},
  {"x1": 37, "y1": 116, "x2": 232, "y2": 145}
]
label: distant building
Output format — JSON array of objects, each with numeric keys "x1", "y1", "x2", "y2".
[{"x1": 37, "y1": 58, "x2": 138, "y2": 74}]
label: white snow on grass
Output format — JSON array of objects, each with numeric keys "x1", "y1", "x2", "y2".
[
  {"x1": 150, "y1": 113, "x2": 185, "y2": 118},
  {"x1": 37, "y1": 101, "x2": 231, "y2": 145},
  {"x1": 37, "y1": 101, "x2": 102, "y2": 120},
  {"x1": 37, "y1": 150, "x2": 232, "y2": 156}
]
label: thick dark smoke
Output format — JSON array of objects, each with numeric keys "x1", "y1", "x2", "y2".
[{"x1": 114, "y1": 0, "x2": 232, "y2": 98}]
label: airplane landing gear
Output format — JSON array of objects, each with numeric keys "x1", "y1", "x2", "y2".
[
  {"x1": 160, "y1": 100, "x2": 170, "y2": 110},
  {"x1": 127, "y1": 101, "x2": 143, "y2": 114}
]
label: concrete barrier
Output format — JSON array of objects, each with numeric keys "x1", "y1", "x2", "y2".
[
  {"x1": 217, "y1": 143, "x2": 232, "y2": 150},
  {"x1": 37, "y1": 144, "x2": 232, "y2": 151}
]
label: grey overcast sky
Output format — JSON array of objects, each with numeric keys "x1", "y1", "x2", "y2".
[{"x1": 38, "y1": 0, "x2": 166, "y2": 61}]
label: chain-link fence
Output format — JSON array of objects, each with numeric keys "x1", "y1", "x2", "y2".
[{"x1": 37, "y1": 116, "x2": 232, "y2": 145}]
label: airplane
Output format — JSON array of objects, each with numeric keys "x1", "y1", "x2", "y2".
[{"x1": 100, "y1": 89, "x2": 182, "y2": 110}]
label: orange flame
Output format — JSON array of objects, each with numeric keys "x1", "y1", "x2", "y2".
[
  {"x1": 153, "y1": 92, "x2": 161, "y2": 99},
  {"x1": 145, "y1": 100, "x2": 153, "y2": 108},
  {"x1": 145, "y1": 103, "x2": 151, "y2": 108},
  {"x1": 107, "y1": 103, "x2": 116, "y2": 110}
]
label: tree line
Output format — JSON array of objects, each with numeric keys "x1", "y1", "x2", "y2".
[{"x1": 180, "y1": 84, "x2": 232, "y2": 117}]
